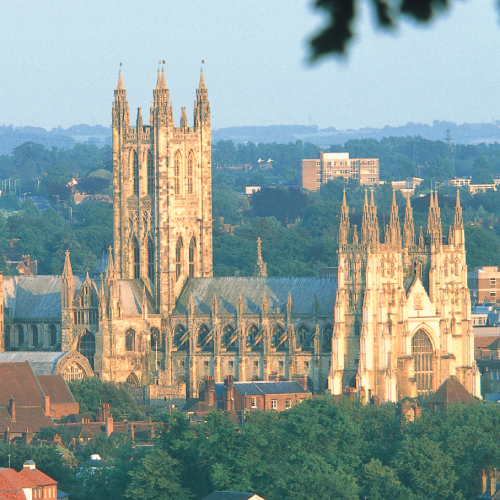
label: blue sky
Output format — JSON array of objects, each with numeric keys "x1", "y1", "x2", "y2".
[{"x1": 1, "y1": 0, "x2": 499, "y2": 131}]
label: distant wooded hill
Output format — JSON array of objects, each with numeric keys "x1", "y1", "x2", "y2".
[{"x1": 2, "y1": 120, "x2": 500, "y2": 155}]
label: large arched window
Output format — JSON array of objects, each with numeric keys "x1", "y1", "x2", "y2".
[
  {"x1": 187, "y1": 151, "x2": 194, "y2": 195},
  {"x1": 147, "y1": 151, "x2": 154, "y2": 196},
  {"x1": 173, "y1": 324, "x2": 188, "y2": 351},
  {"x1": 126, "y1": 329, "x2": 136, "y2": 352},
  {"x1": 189, "y1": 237, "x2": 196, "y2": 277},
  {"x1": 174, "y1": 152, "x2": 181, "y2": 195},
  {"x1": 297, "y1": 325, "x2": 312, "y2": 350},
  {"x1": 133, "y1": 150, "x2": 139, "y2": 196},
  {"x1": 32, "y1": 325, "x2": 39, "y2": 347},
  {"x1": 150, "y1": 327, "x2": 160, "y2": 350},
  {"x1": 197, "y1": 324, "x2": 213, "y2": 352},
  {"x1": 222, "y1": 324, "x2": 237, "y2": 351},
  {"x1": 126, "y1": 372, "x2": 139, "y2": 386},
  {"x1": 5, "y1": 325, "x2": 11, "y2": 350},
  {"x1": 272, "y1": 324, "x2": 286, "y2": 350},
  {"x1": 78, "y1": 331, "x2": 96, "y2": 369},
  {"x1": 50, "y1": 324, "x2": 57, "y2": 346},
  {"x1": 246, "y1": 324, "x2": 261, "y2": 351},
  {"x1": 176, "y1": 237, "x2": 183, "y2": 281},
  {"x1": 412, "y1": 330, "x2": 433, "y2": 393},
  {"x1": 17, "y1": 325, "x2": 24, "y2": 347},
  {"x1": 322, "y1": 325, "x2": 333, "y2": 353},
  {"x1": 134, "y1": 239, "x2": 140, "y2": 279},
  {"x1": 148, "y1": 237, "x2": 155, "y2": 283}
]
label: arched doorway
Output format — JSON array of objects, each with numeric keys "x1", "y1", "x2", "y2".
[{"x1": 412, "y1": 330, "x2": 433, "y2": 393}]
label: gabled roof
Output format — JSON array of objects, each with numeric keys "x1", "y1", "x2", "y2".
[
  {"x1": 174, "y1": 277, "x2": 337, "y2": 316},
  {"x1": 427, "y1": 376, "x2": 476, "y2": 405},
  {"x1": 0, "y1": 468, "x2": 37, "y2": 491},
  {"x1": 37, "y1": 375, "x2": 76, "y2": 404},
  {"x1": 19, "y1": 467, "x2": 56, "y2": 487},
  {"x1": 0, "y1": 363, "x2": 44, "y2": 407},
  {"x1": 116, "y1": 279, "x2": 157, "y2": 316},
  {"x1": 0, "y1": 352, "x2": 67, "y2": 376},
  {"x1": 0, "y1": 407, "x2": 53, "y2": 433},
  {"x1": 475, "y1": 336, "x2": 500, "y2": 350}
]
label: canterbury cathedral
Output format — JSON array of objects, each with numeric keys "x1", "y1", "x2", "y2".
[{"x1": 0, "y1": 68, "x2": 480, "y2": 403}]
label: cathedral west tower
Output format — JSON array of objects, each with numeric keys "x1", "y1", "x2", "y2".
[{"x1": 112, "y1": 67, "x2": 212, "y2": 315}]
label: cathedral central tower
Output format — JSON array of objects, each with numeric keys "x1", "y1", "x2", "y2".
[{"x1": 112, "y1": 67, "x2": 212, "y2": 315}]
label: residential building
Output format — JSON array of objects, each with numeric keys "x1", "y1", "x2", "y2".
[
  {"x1": 301, "y1": 152, "x2": 379, "y2": 191},
  {"x1": 468, "y1": 266, "x2": 500, "y2": 303},
  {"x1": 426, "y1": 376, "x2": 477, "y2": 412}
]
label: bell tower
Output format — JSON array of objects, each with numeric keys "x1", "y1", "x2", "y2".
[{"x1": 112, "y1": 66, "x2": 212, "y2": 315}]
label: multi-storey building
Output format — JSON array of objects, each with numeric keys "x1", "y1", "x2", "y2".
[
  {"x1": 301, "y1": 152, "x2": 379, "y2": 191},
  {"x1": 468, "y1": 266, "x2": 500, "y2": 303},
  {"x1": 0, "y1": 68, "x2": 480, "y2": 402}
]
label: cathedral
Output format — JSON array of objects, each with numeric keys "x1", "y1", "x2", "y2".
[{"x1": 0, "y1": 67, "x2": 480, "y2": 403}]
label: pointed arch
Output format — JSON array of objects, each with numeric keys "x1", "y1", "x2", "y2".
[
  {"x1": 222, "y1": 324, "x2": 237, "y2": 351},
  {"x1": 148, "y1": 237, "x2": 155, "y2": 283},
  {"x1": 175, "y1": 237, "x2": 183, "y2": 281},
  {"x1": 125, "y1": 328, "x2": 136, "y2": 352},
  {"x1": 246, "y1": 324, "x2": 261, "y2": 351},
  {"x1": 272, "y1": 324, "x2": 286, "y2": 350},
  {"x1": 322, "y1": 324, "x2": 333, "y2": 352},
  {"x1": 454, "y1": 259, "x2": 460, "y2": 276},
  {"x1": 197, "y1": 324, "x2": 213, "y2": 352},
  {"x1": 175, "y1": 376, "x2": 188, "y2": 398},
  {"x1": 443, "y1": 258, "x2": 449, "y2": 277},
  {"x1": 187, "y1": 150, "x2": 194, "y2": 194},
  {"x1": 78, "y1": 330, "x2": 96, "y2": 369},
  {"x1": 174, "y1": 151, "x2": 181, "y2": 195},
  {"x1": 147, "y1": 150, "x2": 154, "y2": 196},
  {"x1": 150, "y1": 327, "x2": 160, "y2": 350},
  {"x1": 380, "y1": 258, "x2": 386, "y2": 277},
  {"x1": 189, "y1": 237, "x2": 196, "y2": 277},
  {"x1": 133, "y1": 150, "x2": 139, "y2": 196},
  {"x1": 297, "y1": 325, "x2": 312, "y2": 351},
  {"x1": 412, "y1": 329, "x2": 433, "y2": 393},
  {"x1": 126, "y1": 372, "x2": 139, "y2": 386},
  {"x1": 133, "y1": 238, "x2": 140, "y2": 279},
  {"x1": 173, "y1": 324, "x2": 188, "y2": 351}
]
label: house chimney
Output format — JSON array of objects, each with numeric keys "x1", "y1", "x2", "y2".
[
  {"x1": 106, "y1": 415, "x2": 114, "y2": 437},
  {"x1": 4, "y1": 427, "x2": 10, "y2": 443},
  {"x1": 53, "y1": 433, "x2": 62, "y2": 444},
  {"x1": 44, "y1": 396, "x2": 51, "y2": 416},
  {"x1": 9, "y1": 399, "x2": 16, "y2": 422},
  {"x1": 224, "y1": 375, "x2": 234, "y2": 411},
  {"x1": 481, "y1": 470, "x2": 487, "y2": 494},
  {"x1": 292, "y1": 374, "x2": 307, "y2": 390},
  {"x1": 205, "y1": 376, "x2": 216, "y2": 406},
  {"x1": 129, "y1": 424, "x2": 135, "y2": 441},
  {"x1": 22, "y1": 428, "x2": 33, "y2": 446},
  {"x1": 491, "y1": 472, "x2": 496, "y2": 497}
]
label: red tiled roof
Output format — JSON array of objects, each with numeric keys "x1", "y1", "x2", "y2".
[
  {"x1": 37, "y1": 375, "x2": 75, "y2": 404},
  {"x1": 0, "y1": 468, "x2": 37, "y2": 490},
  {"x1": 19, "y1": 467, "x2": 56, "y2": 487},
  {"x1": 427, "y1": 376, "x2": 476, "y2": 405},
  {"x1": 0, "y1": 406, "x2": 53, "y2": 433},
  {"x1": 0, "y1": 492, "x2": 28, "y2": 500},
  {"x1": 475, "y1": 336, "x2": 500, "y2": 349},
  {"x1": 0, "y1": 363, "x2": 44, "y2": 407}
]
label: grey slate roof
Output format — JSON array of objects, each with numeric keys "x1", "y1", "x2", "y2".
[
  {"x1": 173, "y1": 277, "x2": 337, "y2": 316},
  {"x1": 232, "y1": 381, "x2": 310, "y2": 396},
  {"x1": 117, "y1": 279, "x2": 157, "y2": 316},
  {"x1": 0, "y1": 352, "x2": 67, "y2": 375}
]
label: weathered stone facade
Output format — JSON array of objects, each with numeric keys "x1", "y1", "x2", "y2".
[{"x1": 0, "y1": 68, "x2": 480, "y2": 402}]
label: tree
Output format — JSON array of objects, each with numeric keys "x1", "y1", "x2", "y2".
[
  {"x1": 125, "y1": 450, "x2": 194, "y2": 500},
  {"x1": 310, "y1": 0, "x2": 476, "y2": 59}
]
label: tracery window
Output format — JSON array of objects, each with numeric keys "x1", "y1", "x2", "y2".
[
  {"x1": 126, "y1": 373, "x2": 139, "y2": 385},
  {"x1": 197, "y1": 324, "x2": 213, "y2": 352},
  {"x1": 174, "y1": 152, "x2": 181, "y2": 195},
  {"x1": 78, "y1": 331, "x2": 96, "y2": 369},
  {"x1": 187, "y1": 151, "x2": 194, "y2": 195},
  {"x1": 189, "y1": 237, "x2": 196, "y2": 277},
  {"x1": 412, "y1": 330, "x2": 433, "y2": 393},
  {"x1": 126, "y1": 329, "x2": 136, "y2": 352},
  {"x1": 443, "y1": 259, "x2": 448, "y2": 277},
  {"x1": 150, "y1": 327, "x2": 160, "y2": 350},
  {"x1": 176, "y1": 237, "x2": 183, "y2": 281},
  {"x1": 297, "y1": 325, "x2": 312, "y2": 350},
  {"x1": 134, "y1": 239, "x2": 140, "y2": 279},
  {"x1": 148, "y1": 237, "x2": 155, "y2": 283},
  {"x1": 454, "y1": 260, "x2": 459, "y2": 276},
  {"x1": 173, "y1": 324, "x2": 188, "y2": 351},
  {"x1": 147, "y1": 151, "x2": 154, "y2": 196},
  {"x1": 322, "y1": 325, "x2": 333, "y2": 352},
  {"x1": 133, "y1": 151, "x2": 139, "y2": 196}
]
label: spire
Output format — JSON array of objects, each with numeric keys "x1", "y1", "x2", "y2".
[
  {"x1": 156, "y1": 68, "x2": 161, "y2": 88},
  {"x1": 434, "y1": 189, "x2": 439, "y2": 208},
  {"x1": 62, "y1": 250, "x2": 73, "y2": 277},
  {"x1": 418, "y1": 226, "x2": 424, "y2": 248},
  {"x1": 254, "y1": 237, "x2": 267, "y2": 277},
  {"x1": 352, "y1": 225, "x2": 359, "y2": 245},
  {"x1": 403, "y1": 193, "x2": 415, "y2": 248},
  {"x1": 392, "y1": 189, "x2": 396, "y2": 207},
  {"x1": 364, "y1": 189, "x2": 368, "y2": 207},
  {"x1": 429, "y1": 189, "x2": 434, "y2": 209},
  {"x1": 180, "y1": 107, "x2": 187, "y2": 129},
  {"x1": 199, "y1": 67, "x2": 205, "y2": 88},
  {"x1": 117, "y1": 70, "x2": 124, "y2": 90},
  {"x1": 136, "y1": 107, "x2": 143, "y2": 127},
  {"x1": 427, "y1": 187, "x2": 442, "y2": 247},
  {"x1": 452, "y1": 189, "x2": 464, "y2": 246},
  {"x1": 161, "y1": 67, "x2": 166, "y2": 89},
  {"x1": 370, "y1": 188, "x2": 375, "y2": 207},
  {"x1": 362, "y1": 189, "x2": 378, "y2": 247},
  {"x1": 456, "y1": 188, "x2": 460, "y2": 208},
  {"x1": 339, "y1": 190, "x2": 350, "y2": 245},
  {"x1": 389, "y1": 189, "x2": 401, "y2": 247}
]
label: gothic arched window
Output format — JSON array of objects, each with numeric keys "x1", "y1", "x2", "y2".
[
  {"x1": 454, "y1": 259, "x2": 460, "y2": 276},
  {"x1": 187, "y1": 151, "x2": 194, "y2": 194},
  {"x1": 297, "y1": 325, "x2": 312, "y2": 350},
  {"x1": 148, "y1": 237, "x2": 155, "y2": 283},
  {"x1": 50, "y1": 324, "x2": 57, "y2": 346},
  {"x1": 5, "y1": 325, "x2": 10, "y2": 350},
  {"x1": 126, "y1": 372, "x2": 139, "y2": 386},
  {"x1": 412, "y1": 330, "x2": 433, "y2": 393},
  {"x1": 174, "y1": 152, "x2": 181, "y2": 195},
  {"x1": 346, "y1": 259, "x2": 351, "y2": 278},
  {"x1": 197, "y1": 324, "x2": 213, "y2": 352},
  {"x1": 322, "y1": 325, "x2": 333, "y2": 352},
  {"x1": 78, "y1": 331, "x2": 96, "y2": 369},
  {"x1": 134, "y1": 239, "x2": 140, "y2": 279},
  {"x1": 133, "y1": 150, "x2": 139, "y2": 196},
  {"x1": 272, "y1": 324, "x2": 286, "y2": 350},
  {"x1": 147, "y1": 150, "x2": 154, "y2": 196},
  {"x1": 246, "y1": 324, "x2": 261, "y2": 350},
  {"x1": 222, "y1": 324, "x2": 237, "y2": 351},
  {"x1": 381, "y1": 258, "x2": 386, "y2": 277},
  {"x1": 173, "y1": 324, "x2": 188, "y2": 351},
  {"x1": 150, "y1": 327, "x2": 160, "y2": 350},
  {"x1": 390, "y1": 259, "x2": 395, "y2": 278},
  {"x1": 32, "y1": 325, "x2": 38, "y2": 347},
  {"x1": 176, "y1": 237, "x2": 183, "y2": 281},
  {"x1": 443, "y1": 259, "x2": 448, "y2": 277},
  {"x1": 17, "y1": 325, "x2": 24, "y2": 347},
  {"x1": 189, "y1": 237, "x2": 196, "y2": 277},
  {"x1": 126, "y1": 329, "x2": 135, "y2": 352}
]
